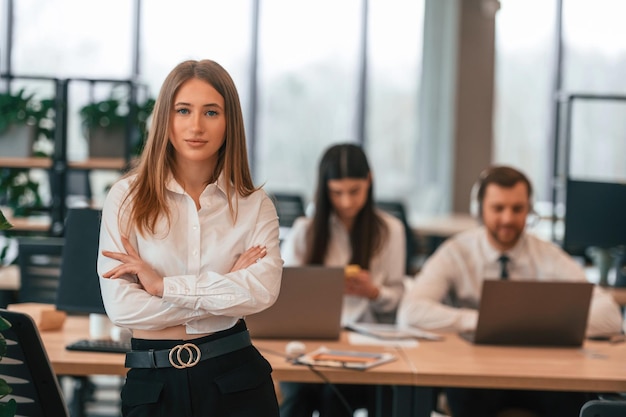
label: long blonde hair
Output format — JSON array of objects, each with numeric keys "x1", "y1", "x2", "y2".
[{"x1": 121, "y1": 59, "x2": 257, "y2": 236}]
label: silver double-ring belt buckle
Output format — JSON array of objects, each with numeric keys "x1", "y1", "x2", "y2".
[{"x1": 168, "y1": 343, "x2": 202, "y2": 369}]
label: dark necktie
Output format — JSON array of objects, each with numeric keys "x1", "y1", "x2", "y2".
[{"x1": 498, "y1": 254, "x2": 510, "y2": 280}]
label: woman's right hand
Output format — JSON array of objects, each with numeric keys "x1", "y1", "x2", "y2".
[
  {"x1": 102, "y1": 236, "x2": 164, "y2": 296},
  {"x1": 230, "y1": 245, "x2": 267, "y2": 272}
]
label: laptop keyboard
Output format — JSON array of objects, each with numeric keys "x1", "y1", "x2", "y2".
[
  {"x1": 458, "y1": 331, "x2": 476, "y2": 343},
  {"x1": 66, "y1": 339, "x2": 131, "y2": 354}
]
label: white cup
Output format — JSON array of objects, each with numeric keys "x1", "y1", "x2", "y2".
[
  {"x1": 110, "y1": 325, "x2": 132, "y2": 343},
  {"x1": 89, "y1": 313, "x2": 112, "y2": 340}
]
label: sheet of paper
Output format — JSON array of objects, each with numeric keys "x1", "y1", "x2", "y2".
[{"x1": 348, "y1": 332, "x2": 419, "y2": 348}]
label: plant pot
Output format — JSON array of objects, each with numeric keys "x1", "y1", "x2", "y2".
[
  {"x1": 0, "y1": 124, "x2": 37, "y2": 157},
  {"x1": 88, "y1": 126, "x2": 127, "y2": 158}
]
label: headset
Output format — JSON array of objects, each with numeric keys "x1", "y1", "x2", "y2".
[{"x1": 469, "y1": 165, "x2": 536, "y2": 225}]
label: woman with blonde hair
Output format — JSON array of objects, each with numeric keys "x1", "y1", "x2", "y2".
[{"x1": 98, "y1": 59, "x2": 283, "y2": 416}]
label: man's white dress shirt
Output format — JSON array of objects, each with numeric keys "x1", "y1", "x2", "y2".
[{"x1": 398, "y1": 226, "x2": 622, "y2": 337}]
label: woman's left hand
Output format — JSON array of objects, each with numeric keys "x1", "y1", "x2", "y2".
[
  {"x1": 102, "y1": 236, "x2": 164, "y2": 297},
  {"x1": 345, "y1": 269, "x2": 380, "y2": 300},
  {"x1": 230, "y1": 245, "x2": 267, "y2": 272}
]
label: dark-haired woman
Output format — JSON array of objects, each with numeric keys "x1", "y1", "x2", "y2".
[{"x1": 279, "y1": 143, "x2": 406, "y2": 417}]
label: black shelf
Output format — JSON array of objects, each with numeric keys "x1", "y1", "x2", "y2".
[{"x1": 0, "y1": 74, "x2": 146, "y2": 236}]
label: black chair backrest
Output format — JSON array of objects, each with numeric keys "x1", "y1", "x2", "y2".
[
  {"x1": 269, "y1": 193, "x2": 306, "y2": 228},
  {"x1": 55, "y1": 207, "x2": 105, "y2": 315},
  {"x1": 376, "y1": 200, "x2": 419, "y2": 275},
  {"x1": 16, "y1": 237, "x2": 65, "y2": 304},
  {"x1": 0, "y1": 308, "x2": 69, "y2": 416},
  {"x1": 580, "y1": 399, "x2": 626, "y2": 417}
]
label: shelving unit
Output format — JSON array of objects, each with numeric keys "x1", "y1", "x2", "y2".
[{"x1": 0, "y1": 74, "x2": 147, "y2": 236}]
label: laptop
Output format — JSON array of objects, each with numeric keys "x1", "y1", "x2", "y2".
[
  {"x1": 460, "y1": 280, "x2": 594, "y2": 347},
  {"x1": 246, "y1": 266, "x2": 345, "y2": 340}
]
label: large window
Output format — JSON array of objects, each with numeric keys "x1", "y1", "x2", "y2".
[
  {"x1": 140, "y1": 1, "x2": 254, "y2": 114},
  {"x1": 561, "y1": 0, "x2": 626, "y2": 182},
  {"x1": 494, "y1": 0, "x2": 626, "y2": 204},
  {"x1": 10, "y1": 0, "x2": 134, "y2": 162},
  {"x1": 493, "y1": 0, "x2": 557, "y2": 202},
  {"x1": 4, "y1": 0, "x2": 430, "y2": 218},
  {"x1": 366, "y1": 0, "x2": 424, "y2": 208},
  {"x1": 12, "y1": 1, "x2": 133, "y2": 80},
  {"x1": 255, "y1": 0, "x2": 363, "y2": 200},
  {"x1": 256, "y1": 0, "x2": 426, "y2": 213}
]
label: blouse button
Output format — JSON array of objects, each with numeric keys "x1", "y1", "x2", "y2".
[{"x1": 193, "y1": 250, "x2": 198, "y2": 256}]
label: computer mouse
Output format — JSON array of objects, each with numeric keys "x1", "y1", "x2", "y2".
[{"x1": 285, "y1": 341, "x2": 307, "y2": 360}]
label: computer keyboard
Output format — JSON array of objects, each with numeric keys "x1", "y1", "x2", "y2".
[{"x1": 66, "y1": 338, "x2": 131, "y2": 354}]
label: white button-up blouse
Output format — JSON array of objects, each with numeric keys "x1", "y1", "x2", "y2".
[
  {"x1": 281, "y1": 210, "x2": 406, "y2": 325},
  {"x1": 97, "y1": 174, "x2": 283, "y2": 335}
]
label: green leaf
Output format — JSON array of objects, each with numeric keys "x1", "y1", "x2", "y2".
[
  {"x1": 0, "y1": 398, "x2": 17, "y2": 417},
  {"x1": 0, "y1": 379, "x2": 12, "y2": 397},
  {"x1": 0, "y1": 336, "x2": 5, "y2": 360},
  {"x1": 0, "y1": 210, "x2": 12, "y2": 231},
  {"x1": 0, "y1": 316, "x2": 10, "y2": 331}
]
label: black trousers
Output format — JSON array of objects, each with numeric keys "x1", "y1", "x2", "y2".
[
  {"x1": 121, "y1": 321, "x2": 279, "y2": 417},
  {"x1": 445, "y1": 387, "x2": 593, "y2": 417}
]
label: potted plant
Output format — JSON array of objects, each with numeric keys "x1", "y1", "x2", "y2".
[
  {"x1": 0, "y1": 209, "x2": 15, "y2": 417},
  {"x1": 0, "y1": 89, "x2": 39, "y2": 158},
  {"x1": 79, "y1": 87, "x2": 155, "y2": 159},
  {"x1": 0, "y1": 90, "x2": 51, "y2": 219},
  {"x1": 0, "y1": 168, "x2": 44, "y2": 218},
  {"x1": 0, "y1": 89, "x2": 54, "y2": 156}
]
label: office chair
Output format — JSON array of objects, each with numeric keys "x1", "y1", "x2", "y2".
[
  {"x1": 0, "y1": 308, "x2": 70, "y2": 416},
  {"x1": 580, "y1": 398, "x2": 626, "y2": 417},
  {"x1": 44, "y1": 169, "x2": 93, "y2": 213},
  {"x1": 16, "y1": 237, "x2": 65, "y2": 304},
  {"x1": 54, "y1": 208, "x2": 123, "y2": 417},
  {"x1": 66, "y1": 170, "x2": 93, "y2": 207},
  {"x1": 376, "y1": 200, "x2": 419, "y2": 275},
  {"x1": 268, "y1": 192, "x2": 306, "y2": 228}
]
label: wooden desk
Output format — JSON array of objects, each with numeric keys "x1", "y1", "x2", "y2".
[
  {"x1": 39, "y1": 315, "x2": 127, "y2": 376},
  {"x1": 403, "y1": 334, "x2": 626, "y2": 393},
  {"x1": 39, "y1": 317, "x2": 626, "y2": 417},
  {"x1": 39, "y1": 316, "x2": 418, "y2": 416},
  {"x1": 3, "y1": 214, "x2": 51, "y2": 232},
  {"x1": 410, "y1": 213, "x2": 476, "y2": 239},
  {"x1": 607, "y1": 287, "x2": 626, "y2": 306},
  {"x1": 40, "y1": 317, "x2": 415, "y2": 381},
  {"x1": 409, "y1": 213, "x2": 554, "y2": 242},
  {"x1": 0, "y1": 265, "x2": 20, "y2": 290},
  {"x1": 254, "y1": 337, "x2": 414, "y2": 386}
]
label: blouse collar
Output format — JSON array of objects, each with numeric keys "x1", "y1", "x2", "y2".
[{"x1": 164, "y1": 171, "x2": 229, "y2": 198}]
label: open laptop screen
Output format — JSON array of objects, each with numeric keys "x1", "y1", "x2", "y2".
[
  {"x1": 462, "y1": 280, "x2": 593, "y2": 347},
  {"x1": 246, "y1": 266, "x2": 344, "y2": 339}
]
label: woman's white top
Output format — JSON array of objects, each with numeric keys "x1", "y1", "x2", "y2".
[
  {"x1": 97, "y1": 174, "x2": 283, "y2": 335},
  {"x1": 281, "y1": 210, "x2": 406, "y2": 325}
]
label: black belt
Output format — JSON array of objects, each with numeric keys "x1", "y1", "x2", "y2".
[{"x1": 125, "y1": 330, "x2": 252, "y2": 369}]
